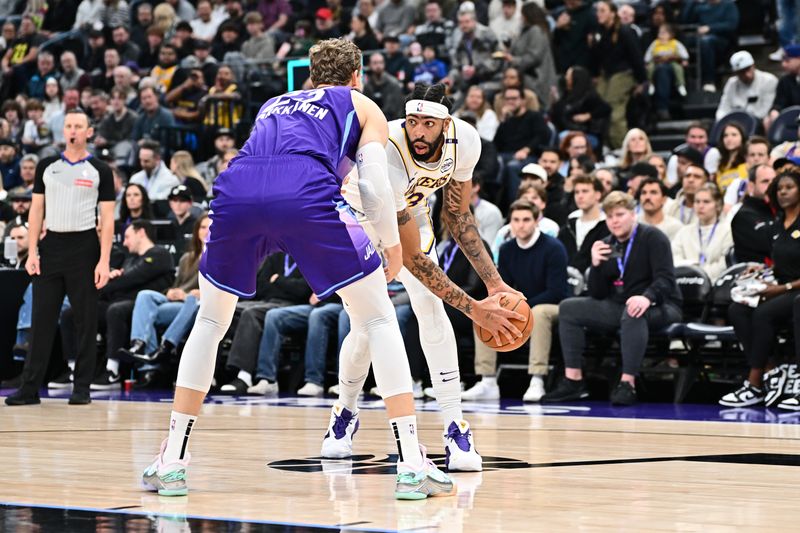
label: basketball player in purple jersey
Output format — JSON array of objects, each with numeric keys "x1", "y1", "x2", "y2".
[{"x1": 142, "y1": 40, "x2": 522, "y2": 500}]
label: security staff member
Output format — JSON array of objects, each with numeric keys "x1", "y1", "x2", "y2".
[{"x1": 5, "y1": 109, "x2": 115, "y2": 406}]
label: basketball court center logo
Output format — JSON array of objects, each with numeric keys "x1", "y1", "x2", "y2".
[{"x1": 269, "y1": 454, "x2": 531, "y2": 475}]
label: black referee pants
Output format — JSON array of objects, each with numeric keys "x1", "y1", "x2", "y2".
[{"x1": 19, "y1": 230, "x2": 100, "y2": 395}]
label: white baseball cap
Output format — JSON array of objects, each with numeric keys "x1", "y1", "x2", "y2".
[
  {"x1": 730, "y1": 50, "x2": 754, "y2": 72},
  {"x1": 521, "y1": 163, "x2": 547, "y2": 182}
]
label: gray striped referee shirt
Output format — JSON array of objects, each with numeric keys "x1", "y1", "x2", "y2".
[{"x1": 33, "y1": 154, "x2": 115, "y2": 232}]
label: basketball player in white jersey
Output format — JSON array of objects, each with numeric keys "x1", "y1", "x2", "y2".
[{"x1": 322, "y1": 83, "x2": 524, "y2": 472}]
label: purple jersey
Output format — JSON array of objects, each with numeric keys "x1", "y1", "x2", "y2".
[{"x1": 241, "y1": 86, "x2": 362, "y2": 179}]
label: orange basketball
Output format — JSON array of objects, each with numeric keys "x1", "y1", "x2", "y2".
[{"x1": 473, "y1": 294, "x2": 533, "y2": 352}]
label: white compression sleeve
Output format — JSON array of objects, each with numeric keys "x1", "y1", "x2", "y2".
[{"x1": 356, "y1": 142, "x2": 400, "y2": 248}]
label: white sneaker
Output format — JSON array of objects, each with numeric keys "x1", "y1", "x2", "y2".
[
  {"x1": 702, "y1": 83, "x2": 715, "y2": 93},
  {"x1": 297, "y1": 382, "x2": 324, "y2": 397},
  {"x1": 522, "y1": 376, "x2": 545, "y2": 402},
  {"x1": 320, "y1": 403, "x2": 359, "y2": 458},
  {"x1": 327, "y1": 384, "x2": 339, "y2": 395},
  {"x1": 413, "y1": 380, "x2": 424, "y2": 399},
  {"x1": 770, "y1": 48, "x2": 784, "y2": 62},
  {"x1": 647, "y1": 83, "x2": 655, "y2": 96},
  {"x1": 423, "y1": 386, "x2": 436, "y2": 399},
  {"x1": 443, "y1": 420, "x2": 482, "y2": 471},
  {"x1": 461, "y1": 380, "x2": 499, "y2": 401},
  {"x1": 677, "y1": 85, "x2": 687, "y2": 97},
  {"x1": 369, "y1": 386, "x2": 380, "y2": 397},
  {"x1": 719, "y1": 380, "x2": 765, "y2": 407},
  {"x1": 247, "y1": 379, "x2": 278, "y2": 395}
]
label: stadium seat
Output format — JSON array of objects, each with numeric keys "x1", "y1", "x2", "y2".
[
  {"x1": 710, "y1": 111, "x2": 758, "y2": 146},
  {"x1": 767, "y1": 105, "x2": 800, "y2": 146}
]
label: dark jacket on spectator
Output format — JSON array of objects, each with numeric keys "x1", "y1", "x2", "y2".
[
  {"x1": 97, "y1": 109, "x2": 138, "y2": 146},
  {"x1": 591, "y1": 23, "x2": 646, "y2": 82},
  {"x1": 731, "y1": 196, "x2": 776, "y2": 264},
  {"x1": 364, "y1": 73, "x2": 405, "y2": 120},
  {"x1": 101, "y1": 245, "x2": 174, "y2": 301},
  {"x1": 771, "y1": 74, "x2": 800, "y2": 113},
  {"x1": 681, "y1": 0, "x2": 739, "y2": 41},
  {"x1": 550, "y1": 66, "x2": 611, "y2": 138},
  {"x1": 493, "y1": 110, "x2": 549, "y2": 154},
  {"x1": 553, "y1": 1, "x2": 595, "y2": 72},
  {"x1": 588, "y1": 223, "x2": 682, "y2": 307},
  {"x1": 253, "y1": 252, "x2": 312, "y2": 303},
  {"x1": 131, "y1": 106, "x2": 176, "y2": 141},
  {"x1": 498, "y1": 232, "x2": 570, "y2": 306},
  {"x1": 544, "y1": 173, "x2": 570, "y2": 227},
  {"x1": 558, "y1": 213, "x2": 610, "y2": 274}
]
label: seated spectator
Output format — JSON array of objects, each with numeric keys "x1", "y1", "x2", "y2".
[
  {"x1": 112, "y1": 66, "x2": 138, "y2": 104},
  {"x1": 0, "y1": 219, "x2": 27, "y2": 267},
  {"x1": 625, "y1": 162, "x2": 659, "y2": 199},
  {"x1": 765, "y1": 45, "x2": 800, "y2": 131},
  {"x1": 151, "y1": 44, "x2": 180, "y2": 94},
  {"x1": 666, "y1": 163, "x2": 708, "y2": 224},
  {"x1": 314, "y1": 7, "x2": 342, "y2": 40},
  {"x1": 715, "y1": 122, "x2": 748, "y2": 195},
  {"x1": 595, "y1": 167, "x2": 617, "y2": 198},
  {"x1": 115, "y1": 183, "x2": 154, "y2": 242},
  {"x1": 95, "y1": 87, "x2": 137, "y2": 165},
  {"x1": 550, "y1": 66, "x2": 611, "y2": 149},
  {"x1": 645, "y1": 23, "x2": 689, "y2": 120},
  {"x1": 42, "y1": 78, "x2": 62, "y2": 123},
  {"x1": 88, "y1": 90, "x2": 110, "y2": 125},
  {"x1": 0, "y1": 138, "x2": 20, "y2": 190},
  {"x1": 166, "y1": 184, "x2": 197, "y2": 252},
  {"x1": 374, "y1": 0, "x2": 415, "y2": 40},
  {"x1": 519, "y1": 181, "x2": 560, "y2": 237},
  {"x1": 58, "y1": 51, "x2": 90, "y2": 94},
  {"x1": 164, "y1": 67, "x2": 206, "y2": 126},
  {"x1": 131, "y1": 86, "x2": 176, "y2": 142},
  {"x1": 118, "y1": 215, "x2": 210, "y2": 382},
  {"x1": 9, "y1": 154, "x2": 37, "y2": 197},
  {"x1": 197, "y1": 128, "x2": 236, "y2": 186},
  {"x1": 591, "y1": 1, "x2": 646, "y2": 149},
  {"x1": 464, "y1": 200, "x2": 570, "y2": 401},
  {"x1": 413, "y1": 45, "x2": 448, "y2": 86},
  {"x1": 666, "y1": 123, "x2": 721, "y2": 187},
  {"x1": 731, "y1": 164, "x2": 777, "y2": 263},
  {"x1": 544, "y1": 191, "x2": 683, "y2": 405},
  {"x1": 447, "y1": 9, "x2": 499, "y2": 93},
  {"x1": 21, "y1": 101, "x2": 53, "y2": 156},
  {"x1": 557, "y1": 131, "x2": 593, "y2": 177},
  {"x1": 112, "y1": 25, "x2": 141, "y2": 66},
  {"x1": 493, "y1": 66, "x2": 540, "y2": 115},
  {"x1": 490, "y1": 0, "x2": 521, "y2": 47},
  {"x1": 470, "y1": 172, "x2": 503, "y2": 244},
  {"x1": 637, "y1": 177, "x2": 683, "y2": 240},
  {"x1": 455, "y1": 85, "x2": 499, "y2": 141},
  {"x1": 201, "y1": 64, "x2": 242, "y2": 130},
  {"x1": 648, "y1": 154, "x2": 668, "y2": 183},
  {"x1": 538, "y1": 146, "x2": 569, "y2": 226},
  {"x1": 26, "y1": 51, "x2": 58, "y2": 101},
  {"x1": 91, "y1": 48, "x2": 120, "y2": 94},
  {"x1": 557, "y1": 175, "x2": 609, "y2": 273},
  {"x1": 494, "y1": 86, "x2": 549, "y2": 206},
  {"x1": 717, "y1": 51, "x2": 778, "y2": 122},
  {"x1": 721, "y1": 172, "x2": 800, "y2": 407},
  {"x1": 138, "y1": 27, "x2": 165, "y2": 71},
  {"x1": 681, "y1": 0, "x2": 740, "y2": 92},
  {"x1": 64, "y1": 220, "x2": 174, "y2": 390},
  {"x1": 348, "y1": 14, "x2": 380, "y2": 52},
  {"x1": 363, "y1": 53, "x2": 404, "y2": 120},
  {"x1": 170, "y1": 151, "x2": 208, "y2": 203},
  {"x1": 457, "y1": 112, "x2": 500, "y2": 197},
  {"x1": 504, "y1": 3, "x2": 557, "y2": 111},
  {"x1": 192, "y1": 0, "x2": 222, "y2": 42},
  {"x1": 568, "y1": 154, "x2": 595, "y2": 186},
  {"x1": 672, "y1": 183, "x2": 734, "y2": 280},
  {"x1": 415, "y1": 1, "x2": 455, "y2": 60},
  {"x1": 219, "y1": 253, "x2": 312, "y2": 394},
  {"x1": 552, "y1": 0, "x2": 595, "y2": 73},
  {"x1": 242, "y1": 11, "x2": 276, "y2": 62},
  {"x1": 381, "y1": 36, "x2": 414, "y2": 85},
  {"x1": 724, "y1": 136, "x2": 771, "y2": 210},
  {"x1": 130, "y1": 140, "x2": 180, "y2": 201},
  {"x1": 617, "y1": 128, "x2": 653, "y2": 181},
  {"x1": 1, "y1": 15, "x2": 45, "y2": 93}
]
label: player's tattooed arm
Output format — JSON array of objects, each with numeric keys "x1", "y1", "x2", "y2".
[
  {"x1": 397, "y1": 209, "x2": 474, "y2": 315},
  {"x1": 441, "y1": 179, "x2": 502, "y2": 287}
]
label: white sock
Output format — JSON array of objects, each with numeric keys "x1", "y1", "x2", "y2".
[
  {"x1": 106, "y1": 358, "x2": 119, "y2": 375},
  {"x1": 482, "y1": 376, "x2": 497, "y2": 386},
  {"x1": 237, "y1": 369, "x2": 252, "y2": 387},
  {"x1": 390, "y1": 415, "x2": 423, "y2": 471},
  {"x1": 163, "y1": 411, "x2": 197, "y2": 464},
  {"x1": 67, "y1": 360, "x2": 75, "y2": 371},
  {"x1": 430, "y1": 366, "x2": 463, "y2": 427}
]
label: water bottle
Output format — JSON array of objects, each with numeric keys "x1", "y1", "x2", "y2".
[{"x1": 3, "y1": 236, "x2": 17, "y2": 266}]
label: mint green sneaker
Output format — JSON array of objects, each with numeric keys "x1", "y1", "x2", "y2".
[
  {"x1": 142, "y1": 439, "x2": 190, "y2": 496},
  {"x1": 395, "y1": 445, "x2": 455, "y2": 500}
]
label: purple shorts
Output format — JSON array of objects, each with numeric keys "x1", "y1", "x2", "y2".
[{"x1": 200, "y1": 155, "x2": 381, "y2": 299}]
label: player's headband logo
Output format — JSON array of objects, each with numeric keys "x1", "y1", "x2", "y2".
[{"x1": 406, "y1": 100, "x2": 449, "y2": 119}]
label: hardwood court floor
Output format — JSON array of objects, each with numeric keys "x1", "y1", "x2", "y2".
[{"x1": 2, "y1": 397, "x2": 800, "y2": 531}]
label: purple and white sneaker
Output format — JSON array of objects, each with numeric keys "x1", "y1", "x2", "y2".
[
  {"x1": 321, "y1": 403, "x2": 360, "y2": 458},
  {"x1": 443, "y1": 420, "x2": 482, "y2": 472}
]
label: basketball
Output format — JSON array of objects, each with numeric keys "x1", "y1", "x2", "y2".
[{"x1": 473, "y1": 294, "x2": 533, "y2": 352}]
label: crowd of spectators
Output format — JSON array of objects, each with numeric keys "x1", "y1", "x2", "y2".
[{"x1": 0, "y1": 0, "x2": 799, "y2": 409}]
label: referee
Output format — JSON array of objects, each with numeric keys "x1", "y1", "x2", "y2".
[{"x1": 5, "y1": 109, "x2": 115, "y2": 406}]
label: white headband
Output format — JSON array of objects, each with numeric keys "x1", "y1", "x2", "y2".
[{"x1": 405, "y1": 99, "x2": 450, "y2": 119}]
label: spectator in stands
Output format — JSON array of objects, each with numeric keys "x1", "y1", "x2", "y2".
[
  {"x1": 131, "y1": 86, "x2": 176, "y2": 142},
  {"x1": 645, "y1": 23, "x2": 689, "y2": 120},
  {"x1": 87, "y1": 220, "x2": 175, "y2": 390},
  {"x1": 413, "y1": 44, "x2": 448, "y2": 85},
  {"x1": 92, "y1": 48, "x2": 120, "y2": 94},
  {"x1": 717, "y1": 51, "x2": 778, "y2": 122},
  {"x1": 458, "y1": 112, "x2": 500, "y2": 193},
  {"x1": 96, "y1": 87, "x2": 137, "y2": 164},
  {"x1": 99, "y1": 0, "x2": 131, "y2": 29},
  {"x1": 595, "y1": 167, "x2": 617, "y2": 197},
  {"x1": 363, "y1": 53, "x2": 404, "y2": 120},
  {"x1": 182, "y1": 41, "x2": 218, "y2": 87},
  {"x1": 375, "y1": 0, "x2": 416, "y2": 40},
  {"x1": 625, "y1": 162, "x2": 659, "y2": 199},
  {"x1": 681, "y1": 0, "x2": 740, "y2": 92},
  {"x1": 716, "y1": 122, "x2": 748, "y2": 195},
  {"x1": 538, "y1": 146, "x2": 569, "y2": 226},
  {"x1": 455, "y1": 85, "x2": 499, "y2": 141},
  {"x1": 23, "y1": 98, "x2": 53, "y2": 156},
  {"x1": 197, "y1": 128, "x2": 235, "y2": 185},
  {"x1": 167, "y1": 0, "x2": 196, "y2": 23},
  {"x1": 138, "y1": 27, "x2": 164, "y2": 71},
  {"x1": 553, "y1": 0, "x2": 595, "y2": 73},
  {"x1": 490, "y1": 0, "x2": 521, "y2": 47},
  {"x1": 112, "y1": 66, "x2": 137, "y2": 103},
  {"x1": 5, "y1": 189, "x2": 31, "y2": 226},
  {"x1": 26, "y1": 51, "x2": 58, "y2": 100},
  {"x1": 648, "y1": 154, "x2": 668, "y2": 183},
  {"x1": 416, "y1": 1, "x2": 455, "y2": 60},
  {"x1": 165, "y1": 67, "x2": 206, "y2": 126},
  {"x1": 558, "y1": 131, "x2": 593, "y2": 176},
  {"x1": 558, "y1": 174, "x2": 609, "y2": 273},
  {"x1": 356, "y1": 0, "x2": 379, "y2": 29},
  {"x1": 544, "y1": 191, "x2": 682, "y2": 405},
  {"x1": 550, "y1": 65, "x2": 611, "y2": 149},
  {"x1": 721, "y1": 171, "x2": 800, "y2": 407},
  {"x1": 495, "y1": 86, "x2": 549, "y2": 206},
  {"x1": 471, "y1": 172, "x2": 503, "y2": 243},
  {"x1": 88, "y1": 90, "x2": 110, "y2": 124},
  {"x1": 192, "y1": 0, "x2": 221, "y2": 41},
  {"x1": 618, "y1": 128, "x2": 653, "y2": 179},
  {"x1": 153, "y1": 3, "x2": 178, "y2": 36},
  {"x1": 83, "y1": 28, "x2": 107, "y2": 74},
  {"x1": 313, "y1": 7, "x2": 341, "y2": 40},
  {"x1": 0, "y1": 220, "x2": 28, "y2": 267},
  {"x1": 59, "y1": 51, "x2": 90, "y2": 94},
  {"x1": 112, "y1": 25, "x2": 141, "y2": 66},
  {"x1": 494, "y1": 181, "x2": 561, "y2": 256},
  {"x1": 2, "y1": 100, "x2": 23, "y2": 143},
  {"x1": 765, "y1": 45, "x2": 800, "y2": 131},
  {"x1": 672, "y1": 183, "x2": 733, "y2": 280},
  {"x1": 201, "y1": 64, "x2": 242, "y2": 130},
  {"x1": 504, "y1": 3, "x2": 557, "y2": 112},
  {"x1": 241, "y1": 12, "x2": 276, "y2": 63},
  {"x1": 348, "y1": 14, "x2": 380, "y2": 52},
  {"x1": 170, "y1": 150, "x2": 207, "y2": 202},
  {"x1": 151, "y1": 44, "x2": 180, "y2": 94},
  {"x1": 666, "y1": 123, "x2": 721, "y2": 187},
  {"x1": 731, "y1": 164, "x2": 777, "y2": 263},
  {"x1": 667, "y1": 163, "x2": 707, "y2": 224},
  {"x1": 382, "y1": 35, "x2": 414, "y2": 85},
  {"x1": 257, "y1": 0, "x2": 291, "y2": 36},
  {"x1": 130, "y1": 140, "x2": 180, "y2": 201},
  {"x1": 10, "y1": 154, "x2": 37, "y2": 196},
  {"x1": 115, "y1": 183, "x2": 153, "y2": 241},
  {"x1": 1, "y1": 15, "x2": 45, "y2": 89},
  {"x1": 493, "y1": 66, "x2": 540, "y2": 114},
  {"x1": 591, "y1": 0, "x2": 646, "y2": 149},
  {"x1": 448, "y1": 9, "x2": 499, "y2": 93},
  {"x1": 464, "y1": 200, "x2": 570, "y2": 402},
  {"x1": 41, "y1": 79, "x2": 62, "y2": 124},
  {"x1": 131, "y1": 3, "x2": 154, "y2": 50},
  {"x1": 637, "y1": 177, "x2": 682, "y2": 240},
  {"x1": 724, "y1": 136, "x2": 771, "y2": 209},
  {"x1": 219, "y1": 253, "x2": 312, "y2": 394},
  {"x1": 0, "y1": 138, "x2": 20, "y2": 190},
  {"x1": 617, "y1": 4, "x2": 641, "y2": 38},
  {"x1": 41, "y1": 0, "x2": 78, "y2": 34}
]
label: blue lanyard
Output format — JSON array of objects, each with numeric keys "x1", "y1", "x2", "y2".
[
  {"x1": 615, "y1": 225, "x2": 638, "y2": 282},
  {"x1": 679, "y1": 202, "x2": 692, "y2": 224},
  {"x1": 284, "y1": 256, "x2": 297, "y2": 277},
  {"x1": 442, "y1": 241, "x2": 459, "y2": 274},
  {"x1": 698, "y1": 221, "x2": 718, "y2": 265}
]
